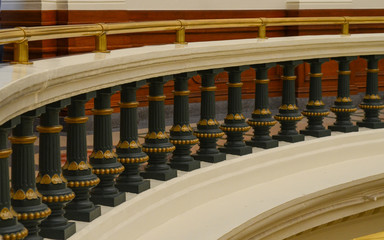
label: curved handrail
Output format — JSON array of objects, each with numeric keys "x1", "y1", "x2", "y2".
[{"x1": 1, "y1": 16, "x2": 384, "y2": 63}]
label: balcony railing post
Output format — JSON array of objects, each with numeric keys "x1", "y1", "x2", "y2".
[
  {"x1": 246, "y1": 63, "x2": 278, "y2": 149},
  {"x1": 63, "y1": 93, "x2": 101, "y2": 222},
  {"x1": 37, "y1": 100, "x2": 76, "y2": 239},
  {"x1": 90, "y1": 87, "x2": 126, "y2": 207},
  {"x1": 141, "y1": 76, "x2": 177, "y2": 181},
  {"x1": 193, "y1": 69, "x2": 226, "y2": 163},
  {"x1": 116, "y1": 81, "x2": 150, "y2": 193},
  {"x1": 219, "y1": 66, "x2": 252, "y2": 155},
  {"x1": 300, "y1": 59, "x2": 331, "y2": 137},
  {"x1": 273, "y1": 61, "x2": 305, "y2": 142},
  {"x1": 0, "y1": 118, "x2": 28, "y2": 240},
  {"x1": 357, "y1": 55, "x2": 384, "y2": 128},
  {"x1": 10, "y1": 109, "x2": 51, "y2": 240},
  {"x1": 169, "y1": 72, "x2": 200, "y2": 171},
  {"x1": 329, "y1": 56, "x2": 358, "y2": 132}
]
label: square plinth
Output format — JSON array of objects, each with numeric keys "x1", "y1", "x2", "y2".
[
  {"x1": 141, "y1": 169, "x2": 177, "y2": 181},
  {"x1": 272, "y1": 134, "x2": 305, "y2": 143},
  {"x1": 219, "y1": 146, "x2": 253, "y2": 156},
  {"x1": 357, "y1": 121, "x2": 384, "y2": 129},
  {"x1": 116, "y1": 180, "x2": 150, "y2": 194},
  {"x1": 65, "y1": 205, "x2": 101, "y2": 222},
  {"x1": 328, "y1": 124, "x2": 358, "y2": 133},
  {"x1": 300, "y1": 129, "x2": 332, "y2": 138},
  {"x1": 169, "y1": 160, "x2": 201, "y2": 172},
  {"x1": 40, "y1": 221, "x2": 76, "y2": 240},
  {"x1": 90, "y1": 191, "x2": 126, "y2": 207},
  {"x1": 192, "y1": 152, "x2": 226, "y2": 163},
  {"x1": 246, "y1": 139, "x2": 279, "y2": 149}
]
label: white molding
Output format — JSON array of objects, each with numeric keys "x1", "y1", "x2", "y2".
[{"x1": 286, "y1": 0, "x2": 353, "y2": 9}]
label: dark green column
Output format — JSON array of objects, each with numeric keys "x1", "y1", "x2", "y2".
[
  {"x1": 0, "y1": 118, "x2": 28, "y2": 240},
  {"x1": 10, "y1": 109, "x2": 51, "y2": 240},
  {"x1": 63, "y1": 93, "x2": 101, "y2": 222},
  {"x1": 219, "y1": 66, "x2": 252, "y2": 155},
  {"x1": 169, "y1": 72, "x2": 200, "y2": 171},
  {"x1": 141, "y1": 76, "x2": 177, "y2": 181},
  {"x1": 116, "y1": 81, "x2": 150, "y2": 193},
  {"x1": 37, "y1": 100, "x2": 76, "y2": 239},
  {"x1": 329, "y1": 56, "x2": 359, "y2": 132},
  {"x1": 273, "y1": 61, "x2": 305, "y2": 143},
  {"x1": 192, "y1": 69, "x2": 226, "y2": 163},
  {"x1": 357, "y1": 55, "x2": 384, "y2": 128},
  {"x1": 246, "y1": 63, "x2": 278, "y2": 149},
  {"x1": 300, "y1": 59, "x2": 331, "y2": 137},
  {"x1": 90, "y1": 87, "x2": 126, "y2": 207}
]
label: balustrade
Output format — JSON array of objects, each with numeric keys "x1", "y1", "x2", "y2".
[{"x1": 1, "y1": 17, "x2": 384, "y2": 239}]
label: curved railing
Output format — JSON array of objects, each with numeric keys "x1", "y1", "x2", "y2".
[{"x1": 1, "y1": 17, "x2": 384, "y2": 240}]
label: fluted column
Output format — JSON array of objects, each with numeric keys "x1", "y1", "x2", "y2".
[
  {"x1": 116, "y1": 81, "x2": 150, "y2": 193},
  {"x1": 10, "y1": 109, "x2": 51, "y2": 240},
  {"x1": 0, "y1": 118, "x2": 28, "y2": 240},
  {"x1": 169, "y1": 72, "x2": 200, "y2": 171},
  {"x1": 141, "y1": 76, "x2": 177, "y2": 181},
  {"x1": 246, "y1": 63, "x2": 278, "y2": 149},
  {"x1": 90, "y1": 87, "x2": 126, "y2": 207},
  {"x1": 357, "y1": 55, "x2": 384, "y2": 128},
  {"x1": 193, "y1": 69, "x2": 226, "y2": 163},
  {"x1": 273, "y1": 61, "x2": 305, "y2": 143},
  {"x1": 37, "y1": 101, "x2": 76, "y2": 239},
  {"x1": 219, "y1": 66, "x2": 252, "y2": 155},
  {"x1": 329, "y1": 56, "x2": 359, "y2": 132},
  {"x1": 63, "y1": 93, "x2": 101, "y2": 222},
  {"x1": 300, "y1": 59, "x2": 331, "y2": 137}
]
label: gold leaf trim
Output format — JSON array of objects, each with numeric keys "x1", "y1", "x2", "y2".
[
  {"x1": 142, "y1": 146, "x2": 176, "y2": 153},
  {"x1": 92, "y1": 166, "x2": 125, "y2": 175},
  {"x1": 118, "y1": 155, "x2": 149, "y2": 164},
  {"x1": 193, "y1": 132, "x2": 225, "y2": 138},
  {"x1": 0, "y1": 149, "x2": 12, "y2": 158},
  {"x1": 36, "y1": 125, "x2": 63, "y2": 133},
  {"x1": 64, "y1": 117, "x2": 88, "y2": 124},
  {"x1": 9, "y1": 136, "x2": 37, "y2": 144},
  {"x1": 42, "y1": 193, "x2": 75, "y2": 203},
  {"x1": 67, "y1": 178, "x2": 100, "y2": 188}
]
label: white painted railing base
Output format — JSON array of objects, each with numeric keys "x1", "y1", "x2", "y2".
[{"x1": 69, "y1": 129, "x2": 384, "y2": 240}]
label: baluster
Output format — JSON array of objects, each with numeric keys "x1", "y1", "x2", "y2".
[
  {"x1": 63, "y1": 93, "x2": 101, "y2": 222},
  {"x1": 273, "y1": 61, "x2": 305, "y2": 142},
  {"x1": 219, "y1": 67, "x2": 252, "y2": 155},
  {"x1": 193, "y1": 69, "x2": 226, "y2": 163},
  {"x1": 246, "y1": 63, "x2": 278, "y2": 149},
  {"x1": 116, "y1": 81, "x2": 150, "y2": 193},
  {"x1": 0, "y1": 119, "x2": 28, "y2": 240},
  {"x1": 90, "y1": 87, "x2": 126, "y2": 206},
  {"x1": 10, "y1": 109, "x2": 51, "y2": 240},
  {"x1": 329, "y1": 57, "x2": 358, "y2": 132},
  {"x1": 357, "y1": 55, "x2": 384, "y2": 128},
  {"x1": 141, "y1": 76, "x2": 177, "y2": 181},
  {"x1": 169, "y1": 72, "x2": 200, "y2": 171},
  {"x1": 300, "y1": 59, "x2": 331, "y2": 137},
  {"x1": 37, "y1": 101, "x2": 76, "y2": 239}
]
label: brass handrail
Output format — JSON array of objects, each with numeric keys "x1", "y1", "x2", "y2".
[{"x1": 2, "y1": 16, "x2": 384, "y2": 64}]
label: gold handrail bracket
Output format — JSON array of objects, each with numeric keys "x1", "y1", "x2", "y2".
[
  {"x1": 11, "y1": 27, "x2": 32, "y2": 65},
  {"x1": 342, "y1": 16, "x2": 351, "y2": 36},
  {"x1": 175, "y1": 20, "x2": 187, "y2": 45},
  {"x1": 94, "y1": 23, "x2": 110, "y2": 53}
]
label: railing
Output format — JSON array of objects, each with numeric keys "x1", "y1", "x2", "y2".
[{"x1": 1, "y1": 17, "x2": 384, "y2": 240}]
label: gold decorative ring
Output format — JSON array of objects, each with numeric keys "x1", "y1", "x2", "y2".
[
  {"x1": 92, "y1": 108, "x2": 114, "y2": 115},
  {"x1": 282, "y1": 76, "x2": 296, "y2": 81},
  {"x1": 200, "y1": 86, "x2": 217, "y2": 91},
  {"x1": 119, "y1": 102, "x2": 139, "y2": 108},
  {"x1": 310, "y1": 73, "x2": 323, "y2": 77},
  {"x1": 148, "y1": 95, "x2": 166, "y2": 101},
  {"x1": 9, "y1": 136, "x2": 37, "y2": 144},
  {"x1": 0, "y1": 149, "x2": 12, "y2": 158},
  {"x1": 227, "y1": 83, "x2": 243, "y2": 87},
  {"x1": 173, "y1": 90, "x2": 190, "y2": 96},
  {"x1": 338, "y1": 70, "x2": 351, "y2": 75},
  {"x1": 64, "y1": 117, "x2": 88, "y2": 124},
  {"x1": 36, "y1": 125, "x2": 63, "y2": 133},
  {"x1": 367, "y1": 69, "x2": 380, "y2": 73},
  {"x1": 255, "y1": 79, "x2": 269, "y2": 84}
]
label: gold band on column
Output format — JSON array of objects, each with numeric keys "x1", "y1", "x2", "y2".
[
  {"x1": 227, "y1": 83, "x2": 243, "y2": 87},
  {"x1": 367, "y1": 69, "x2": 380, "y2": 73},
  {"x1": 36, "y1": 125, "x2": 63, "y2": 133},
  {"x1": 92, "y1": 108, "x2": 114, "y2": 115},
  {"x1": 64, "y1": 117, "x2": 88, "y2": 124},
  {"x1": 173, "y1": 91, "x2": 190, "y2": 96},
  {"x1": 200, "y1": 86, "x2": 217, "y2": 91},
  {"x1": 119, "y1": 102, "x2": 139, "y2": 108},
  {"x1": 255, "y1": 79, "x2": 269, "y2": 84},
  {"x1": 9, "y1": 136, "x2": 37, "y2": 144},
  {"x1": 338, "y1": 70, "x2": 351, "y2": 75},
  {"x1": 309, "y1": 73, "x2": 323, "y2": 77},
  {"x1": 0, "y1": 149, "x2": 12, "y2": 158},
  {"x1": 282, "y1": 76, "x2": 296, "y2": 81},
  {"x1": 148, "y1": 95, "x2": 166, "y2": 101}
]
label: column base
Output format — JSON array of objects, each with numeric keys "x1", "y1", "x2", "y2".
[
  {"x1": 169, "y1": 160, "x2": 201, "y2": 172},
  {"x1": 90, "y1": 192, "x2": 126, "y2": 207},
  {"x1": 140, "y1": 169, "x2": 177, "y2": 181},
  {"x1": 300, "y1": 129, "x2": 331, "y2": 138},
  {"x1": 116, "y1": 180, "x2": 150, "y2": 194},
  {"x1": 246, "y1": 139, "x2": 279, "y2": 149},
  {"x1": 272, "y1": 134, "x2": 305, "y2": 143},
  {"x1": 328, "y1": 125, "x2": 359, "y2": 133},
  {"x1": 192, "y1": 152, "x2": 226, "y2": 163},
  {"x1": 357, "y1": 121, "x2": 384, "y2": 129},
  {"x1": 219, "y1": 145, "x2": 253, "y2": 156},
  {"x1": 65, "y1": 205, "x2": 101, "y2": 222},
  {"x1": 40, "y1": 221, "x2": 76, "y2": 240}
]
